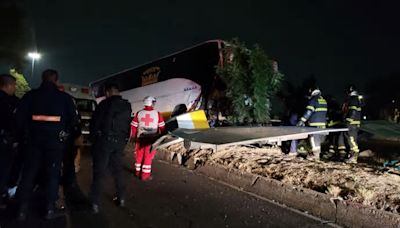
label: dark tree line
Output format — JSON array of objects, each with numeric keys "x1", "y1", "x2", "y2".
[{"x1": 364, "y1": 74, "x2": 400, "y2": 120}]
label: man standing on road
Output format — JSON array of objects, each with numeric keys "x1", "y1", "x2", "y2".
[
  {"x1": 0, "y1": 74, "x2": 18, "y2": 209},
  {"x1": 89, "y1": 83, "x2": 132, "y2": 214},
  {"x1": 131, "y1": 96, "x2": 165, "y2": 181},
  {"x1": 15, "y1": 69, "x2": 78, "y2": 220},
  {"x1": 297, "y1": 86, "x2": 327, "y2": 160}
]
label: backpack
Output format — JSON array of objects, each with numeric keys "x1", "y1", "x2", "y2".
[{"x1": 136, "y1": 109, "x2": 161, "y2": 143}]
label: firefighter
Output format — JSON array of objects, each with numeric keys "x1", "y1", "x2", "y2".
[
  {"x1": 342, "y1": 85, "x2": 362, "y2": 163},
  {"x1": 131, "y1": 96, "x2": 165, "y2": 181},
  {"x1": 15, "y1": 69, "x2": 78, "y2": 220},
  {"x1": 323, "y1": 96, "x2": 346, "y2": 161},
  {"x1": 89, "y1": 83, "x2": 132, "y2": 214},
  {"x1": 0, "y1": 74, "x2": 18, "y2": 209},
  {"x1": 297, "y1": 86, "x2": 327, "y2": 160}
]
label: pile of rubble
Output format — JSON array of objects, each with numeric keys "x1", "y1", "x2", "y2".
[{"x1": 164, "y1": 143, "x2": 400, "y2": 213}]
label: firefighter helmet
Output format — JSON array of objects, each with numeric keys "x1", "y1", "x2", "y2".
[
  {"x1": 346, "y1": 84, "x2": 357, "y2": 95},
  {"x1": 308, "y1": 85, "x2": 321, "y2": 97}
]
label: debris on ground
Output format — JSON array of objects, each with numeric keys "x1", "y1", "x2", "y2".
[{"x1": 164, "y1": 143, "x2": 400, "y2": 213}]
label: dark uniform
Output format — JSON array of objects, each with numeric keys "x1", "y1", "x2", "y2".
[
  {"x1": 89, "y1": 95, "x2": 131, "y2": 211},
  {"x1": 342, "y1": 90, "x2": 362, "y2": 163},
  {"x1": 298, "y1": 90, "x2": 327, "y2": 159},
  {"x1": 15, "y1": 81, "x2": 78, "y2": 217},
  {"x1": 0, "y1": 90, "x2": 19, "y2": 205},
  {"x1": 61, "y1": 105, "x2": 81, "y2": 196},
  {"x1": 324, "y1": 97, "x2": 346, "y2": 161}
]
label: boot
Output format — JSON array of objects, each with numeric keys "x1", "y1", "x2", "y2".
[
  {"x1": 307, "y1": 150, "x2": 320, "y2": 161},
  {"x1": 346, "y1": 152, "x2": 358, "y2": 164},
  {"x1": 135, "y1": 170, "x2": 141, "y2": 178},
  {"x1": 313, "y1": 151, "x2": 321, "y2": 160},
  {"x1": 338, "y1": 150, "x2": 347, "y2": 162},
  {"x1": 17, "y1": 204, "x2": 28, "y2": 221},
  {"x1": 113, "y1": 196, "x2": 125, "y2": 207},
  {"x1": 297, "y1": 146, "x2": 308, "y2": 158},
  {"x1": 321, "y1": 150, "x2": 335, "y2": 161},
  {"x1": 141, "y1": 173, "x2": 153, "y2": 181},
  {"x1": 91, "y1": 204, "x2": 99, "y2": 214},
  {"x1": 44, "y1": 204, "x2": 64, "y2": 220}
]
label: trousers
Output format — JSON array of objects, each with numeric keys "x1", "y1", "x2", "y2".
[
  {"x1": 134, "y1": 141, "x2": 156, "y2": 180},
  {"x1": 89, "y1": 137, "x2": 126, "y2": 205},
  {"x1": 16, "y1": 141, "x2": 63, "y2": 209}
]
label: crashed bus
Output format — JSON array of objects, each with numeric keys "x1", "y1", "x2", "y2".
[{"x1": 90, "y1": 40, "x2": 226, "y2": 121}]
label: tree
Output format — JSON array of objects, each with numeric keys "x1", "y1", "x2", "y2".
[
  {"x1": 10, "y1": 68, "x2": 30, "y2": 98},
  {"x1": 217, "y1": 39, "x2": 284, "y2": 124},
  {"x1": 250, "y1": 45, "x2": 283, "y2": 123}
]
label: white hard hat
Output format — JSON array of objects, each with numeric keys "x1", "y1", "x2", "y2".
[{"x1": 143, "y1": 96, "x2": 156, "y2": 106}]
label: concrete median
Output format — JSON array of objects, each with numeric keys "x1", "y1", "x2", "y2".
[{"x1": 155, "y1": 148, "x2": 400, "y2": 228}]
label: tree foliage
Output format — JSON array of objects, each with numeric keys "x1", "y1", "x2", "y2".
[
  {"x1": 217, "y1": 39, "x2": 284, "y2": 124},
  {"x1": 10, "y1": 68, "x2": 30, "y2": 98}
]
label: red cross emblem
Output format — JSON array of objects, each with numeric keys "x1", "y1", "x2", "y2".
[{"x1": 141, "y1": 114, "x2": 154, "y2": 126}]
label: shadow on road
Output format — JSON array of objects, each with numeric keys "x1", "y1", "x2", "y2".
[{"x1": 0, "y1": 186, "x2": 111, "y2": 228}]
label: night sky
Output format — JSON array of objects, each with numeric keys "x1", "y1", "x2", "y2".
[{"x1": 24, "y1": 0, "x2": 400, "y2": 98}]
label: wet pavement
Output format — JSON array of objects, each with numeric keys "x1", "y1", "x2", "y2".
[{"x1": 0, "y1": 152, "x2": 334, "y2": 228}]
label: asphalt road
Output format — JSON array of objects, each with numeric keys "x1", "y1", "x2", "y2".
[{"x1": 0, "y1": 152, "x2": 335, "y2": 228}]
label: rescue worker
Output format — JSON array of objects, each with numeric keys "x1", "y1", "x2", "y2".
[
  {"x1": 297, "y1": 86, "x2": 327, "y2": 160},
  {"x1": 131, "y1": 96, "x2": 165, "y2": 181},
  {"x1": 89, "y1": 83, "x2": 132, "y2": 214},
  {"x1": 342, "y1": 85, "x2": 362, "y2": 163},
  {"x1": 15, "y1": 69, "x2": 78, "y2": 220},
  {"x1": 0, "y1": 74, "x2": 18, "y2": 209},
  {"x1": 323, "y1": 96, "x2": 346, "y2": 161}
]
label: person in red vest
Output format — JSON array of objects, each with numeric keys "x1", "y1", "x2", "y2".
[{"x1": 131, "y1": 96, "x2": 165, "y2": 181}]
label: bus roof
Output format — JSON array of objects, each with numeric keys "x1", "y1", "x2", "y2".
[{"x1": 90, "y1": 39, "x2": 224, "y2": 86}]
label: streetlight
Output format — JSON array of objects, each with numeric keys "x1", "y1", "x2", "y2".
[{"x1": 27, "y1": 52, "x2": 41, "y2": 79}]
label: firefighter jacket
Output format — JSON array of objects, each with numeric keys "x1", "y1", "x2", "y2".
[
  {"x1": 300, "y1": 95, "x2": 327, "y2": 128},
  {"x1": 15, "y1": 81, "x2": 78, "y2": 143},
  {"x1": 344, "y1": 93, "x2": 362, "y2": 127}
]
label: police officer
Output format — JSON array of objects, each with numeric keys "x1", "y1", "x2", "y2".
[
  {"x1": 297, "y1": 86, "x2": 327, "y2": 160},
  {"x1": 61, "y1": 102, "x2": 82, "y2": 200},
  {"x1": 15, "y1": 69, "x2": 78, "y2": 220},
  {"x1": 0, "y1": 74, "x2": 18, "y2": 209},
  {"x1": 89, "y1": 83, "x2": 132, "y2": 214},
  {"x1": 342, "y1": 85, "x2": 362, "y2": 163}
]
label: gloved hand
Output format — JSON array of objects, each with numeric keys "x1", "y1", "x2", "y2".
[{"x1": 296, "y1": 121, "x2": 305, "y2": 127}]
